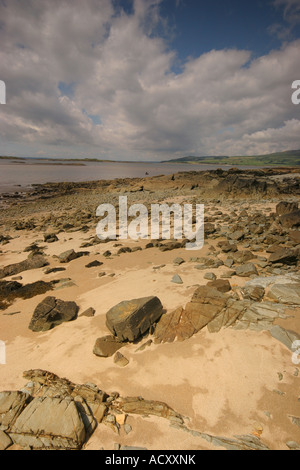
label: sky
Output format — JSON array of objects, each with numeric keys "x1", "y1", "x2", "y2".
[{"x1": 0, "y1": 0, "x2": 300, "y2": 161}]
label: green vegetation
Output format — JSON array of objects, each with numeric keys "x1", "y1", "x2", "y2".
[{"x1": 163, "y1": 150, "x2": 300, "y2": 166}]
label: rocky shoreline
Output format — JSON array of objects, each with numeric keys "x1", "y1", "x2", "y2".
[{"x1": 0, "y1": 167, "x2": 300, "y2": 450}]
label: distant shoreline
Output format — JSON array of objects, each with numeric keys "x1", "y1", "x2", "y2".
[{"x1": 1, "y1": 148, "x2": 300, "y2": 167}]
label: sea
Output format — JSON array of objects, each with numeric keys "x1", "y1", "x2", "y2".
[{"x1": 0, "y1": 159, "x2": 259, "y2": 194}]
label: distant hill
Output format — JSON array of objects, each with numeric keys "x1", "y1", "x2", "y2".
[{"x1": 162, "y1": 150, "x2": 300, "y2": 166}]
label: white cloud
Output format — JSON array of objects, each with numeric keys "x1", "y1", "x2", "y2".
[{"x1": 0, "y1": 0, "x2": 299, "y2": 160}]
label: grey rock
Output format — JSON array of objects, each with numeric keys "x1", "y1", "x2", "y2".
[
  {"x1": 106, "y1": 296, "x2": 163, "y2": 342},
  {"x1": 0, "y1": 391, "x2": 30, "y2": 431},
  {"x1": 173, "y1": 257, "x2": 185, "y2": 266},
  {"x1": 268, "y1": 247, "x2": 298, "y2": 265},
  {"x1": 286, "y1": 441, "x2": 300, "y2": 450},
  {"x1": 204, "y1": 272, "x2": 217, "y2": 281},
  {"x1": 268, "y1": 283, "x2": 300, "y2": 305},
  {"x1": 29, "y1": 296, "x2": 79, "y2": 332},
  {"x1": 0, "y1": 429, "x2": 12, "y2": 450},
  {"x1": 242, "y1": 285, "x2": 265, "y2": 301},
  {"x1": 58, "y1": 249, "x2": 78, "y2": 263},
  {"x1": 245, "y1": 273, "x2": 300, "y2": 289},
  {"x1": 270, "y1": 325, "x2": 300, "y2": 351},
  {"x1": 9, "y1": 396, "x2": 86, "y2": 450},
  {"x1": 171, "y1": 274, "x2": 183, "y2": 284},
  {"x1": 236, "y1": 263, "x2": 258, "y2": 277}
]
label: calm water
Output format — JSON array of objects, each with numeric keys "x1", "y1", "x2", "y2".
[{"x1": 0, "y1": 159, "x2": 259, "y2": 194}]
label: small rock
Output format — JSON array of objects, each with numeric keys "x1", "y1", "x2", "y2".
[
  {"x1": 93, "y1": 335, "x2": 124, "y2": 358},
  {"x1": 204, "y1": 272, "x2": 217, "y2": 281},
  {"x1": 171, "y1": 274, "x2": 183, "y2": 284},
  {"x1": 80, "y1": 307, "x2": 96, "y2": 317},
  {"x1": 114, "y1": 352, "x2": 129, "y2": 367},
  {"x1": 85, "y1": 260, "x2": 103, "y2": 268},
  {"x1": 236, "y1": 263, "x2": 258, "y2": 277}
]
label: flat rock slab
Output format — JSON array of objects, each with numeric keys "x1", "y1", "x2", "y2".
[
  {"x1": 106, "y1": 296, "x2": 163, "y2": 342},
  {"x1": 236, "y1": 263, "x2": 258, "y2": 277},
  {"x1": 270, "y1": 325, "x2": 300, "y2": 351},
  {"x1": 29, "y1": 296, "x2": 79, "y2": 332},
  {"x1": 268, "y1": 283, "x2": 300, "y2": 305},
  {"x1": 9, "y1": 396, "x2": 86, "y2": 450},
  {"x1": 245, "y1": 273, "x2": 300, "y2": 289}
]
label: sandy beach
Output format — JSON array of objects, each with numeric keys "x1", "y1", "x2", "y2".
[{"x1": 0, "y1": 167, "x2": 300, "y2": 450}]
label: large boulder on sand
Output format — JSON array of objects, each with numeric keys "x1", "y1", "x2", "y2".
[
  {"x1": 29, "y1": 296, "x2": 79, "y2": 332},
  {"x1": 106, "y1": 296, "x2": 163, "y2": 342}
]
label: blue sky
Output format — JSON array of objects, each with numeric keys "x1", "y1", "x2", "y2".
[
  {"x1": 0, "y1": 0, "x2": 300, "y2": 160},
  {"x1": 160, "y1": 0, "x2": 299, "y2": 59}
]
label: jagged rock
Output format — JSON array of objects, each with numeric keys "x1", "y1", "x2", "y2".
[
  {"x1": 236, "y1": 263, "x2": 258, "y2": 277},
  {"x1": 80, "y1": 307, "x2": 96, "y2": 317},
  {"x1": 268, "y1": 283, "x2": 300, "y2": 305},
  {"x1": 206, "y1": 279, "x2": 231, "y2": 293},
  {"x1": 231, "y1": 250, "x2": 256, "y2": 264},
  {"x1": 244, "y1": 273, "x2": 300, "y2": 289},
  {"x1": 207, "y1": 299, "x2": 247, "y2": 333},
  {"x1": 217, "y1": 241, "x2": 238, "y2": 253},
  {"x1": 268, "y1": 247, "x2": 298, "y2": 265},
  {"x1": 279, "y1": 210, "x2": 300, "y2": 229},
  {"x1": 0, "y1": 391, "x2": 30, "y2": 430},
  {"x1": 185, "y1": 286, "x2": 228, "y2": 331},
  {"x1": 233, "y1": 301, "x2": 287, "y2": 331},
  {"x1": 0, "y1": 430, "x2": 12, "y2": 450},
  {"x1": 204, "y1": 272, "x2": 217, "y2": 281},
  {"x1": 93, "y1": 335, "x2": 124, "y2": 357},
  {"x1": 276, "y1": 201, "x2": 298, "y2": 216},
  {"x1": 85, "y1": 260, "x2": 103, "y2": 268},
  {"x1": 241, "y1": 285, "x2": 265, "y2": 301},
  {"x1": 155, "y1": 287, "x2": 230, "y2": 343},
  {"x1": 57, "y1": 249, "x2": 78, "y2": 263},
  {"x1": 200, "y1": 432, "x2": 270, "y2": 451},
  {"x1": 106, "y1": 296, "x2": 163, "y2": 342},
  {"x1": 114, "y1": 397, "x2": 184, "y2": 425},
  {"x1": 154, "y1": 307, "x2": 196, "y2": 343},
  {"x1": 9, "y1": 396, "x2": 87, "y2": 450},
  {"x1": 159, "y1": 241, "x2": 183, "y2": 252},
  {"x1": 0, "y1": 280, "x2": 55, "y2": 311},
  {"x1": 29, "y1": 296, "x2": 79, "y2": 332},
  {"x1": 269, "y1": 325, "x2": 300, "y2": 351},
  {"x1": 173, "y1": 257, "x2": 185, "y2": 266},
  {"x1": 0, "y1": 255, "x2": 49, "y2": 280},
  {"x1": 44, "y1": 233, "x2": 58, "y2": 243},
  {"x1": 289, "y1": 230, "x2": 300, "y2": 245},
  {"x1": 229, "y1": 230, "x2": 245, "y2": 241}
]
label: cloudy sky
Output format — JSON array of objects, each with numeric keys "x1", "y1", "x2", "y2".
[{"x1": 0, "y1": 0, "x2": 300, "y2": 161}]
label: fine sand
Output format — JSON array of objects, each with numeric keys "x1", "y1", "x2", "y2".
[{"x1": 0, "y1": 190, "x2": 300, "y2": 450}]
